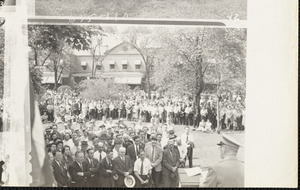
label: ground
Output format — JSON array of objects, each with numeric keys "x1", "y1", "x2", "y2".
[{"x1": 173, "y1": 125, "x2": 244, "y2": 168}]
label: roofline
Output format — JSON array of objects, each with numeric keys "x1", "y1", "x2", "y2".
[{"x1": 100, "y1": 41, "x2": 138, "y2": 62}]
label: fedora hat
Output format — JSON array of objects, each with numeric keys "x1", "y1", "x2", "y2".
[{"x1": 124, "y1": 175, "x2": 136, "y2": 188}]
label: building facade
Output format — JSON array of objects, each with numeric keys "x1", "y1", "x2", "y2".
[{"x1": 41, "y1": 41, "x2": 147, "y2": 89}]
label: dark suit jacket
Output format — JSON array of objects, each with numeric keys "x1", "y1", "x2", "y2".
[
  {"x1": 127, "y1": 143, "x2": 145, "y2": 164},
  {"x1": 123, "y1": 141, "x2": 133, "y2": 155},
  {"x1": 162, "y1": 147, "x2": 180, "y2": 176},
  {"x1": 62, "y1": 155, "x2": 73, "y2": 168},
  {"x1": 97, "y1": 157, "x2": 117, "y2": 187},
  {"x1": 82, "y1": 157, "x2": 99, "y2": 187},
  {"x1": 113, "y1": 156, "x2": 133, "y2": 186},
  {"x1": 68, "y1": 161, "x2": 92, "y2": 187},
  {"x1": 52, "y1": 160, "x2": 69, "y2": 187}
]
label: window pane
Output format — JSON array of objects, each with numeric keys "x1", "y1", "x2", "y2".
[{"x1": 135, "y1": 65, "x2": 141, "y2": 70}]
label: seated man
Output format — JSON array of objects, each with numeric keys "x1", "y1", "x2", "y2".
[{"x1": 134, "y1": 150, "x2": 152, "y2": 188}]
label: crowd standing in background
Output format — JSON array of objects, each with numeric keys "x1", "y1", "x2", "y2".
[{"x1": 39, "y1": 89, "x2": 245, "y2": 187}]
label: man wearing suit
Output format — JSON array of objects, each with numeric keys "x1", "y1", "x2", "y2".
[
  {"x1": 62, "y1": 145, "x2": 73, "y2": 168},
  {"x1": 180, "y1": 125, "x2": 194, "y2": 168},
  {"x1": 203, "y1": 134, "x2": 244, "y2": 187},
  {"x1": 82, "y1": 148, "x2": 99, "y2": 187},
  {"x1": 68, "y1": 151, "x2": 92, "y2": 187},
  {"x1": 52, "y1": 151, "x2": 70, "y2": 187},
  {"x1": 162, "y1": 139, "x2": 180, "y2": 187},
  {"x1": 144, "y1": 136, "x2": 163, "y2": 187},
  {"x1": 113, "y1": 147, "x2": 134, "y2": 187},
  {"x1": 97, "y1": 149, "x2": 117, "y2": 187},
  {"x1": 127, "y1": 136, "x2": 145, "y2": 165},
  {"x1": 93, "y1": 142, "x2": 107, "y2": 162}
]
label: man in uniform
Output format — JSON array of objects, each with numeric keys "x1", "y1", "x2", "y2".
[{"x1": 203, "y1": 134, "x2": 244, "y2": 187}]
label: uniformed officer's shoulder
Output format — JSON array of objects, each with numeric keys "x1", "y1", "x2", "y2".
[{"x1": 213, "y1": 158, "x2": 244, "y2": 167}]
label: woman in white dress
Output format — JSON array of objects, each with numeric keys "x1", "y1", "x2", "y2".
[{"x1": 204, "y1": 119, "x2": 212, "y2": 133}]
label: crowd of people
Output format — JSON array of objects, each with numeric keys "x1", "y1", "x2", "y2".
[
  {"x1": 45, "y1": 119, "x2": 195, "y2": 187},
  {"x1": 39, "y1": 89, "x2": 245, "y2": 187},
  {"x1": 38, "y1": 89, "x2": 245, "y2": 132}
]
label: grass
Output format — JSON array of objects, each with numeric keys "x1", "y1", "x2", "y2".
[{"x1": 35, "y1": 0, "x2": 247, "y2": 20}]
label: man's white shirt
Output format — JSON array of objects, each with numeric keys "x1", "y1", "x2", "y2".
[{"x1": 134, "y1": 158, "x2": 152, "y2": 175}]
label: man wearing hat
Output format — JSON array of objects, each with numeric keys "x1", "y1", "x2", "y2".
[
  {"x1": 203, "y1": 134, "x2": 244, "y2": 187},
  {"x1": 163, "y1": 130, "x2": 179, "y2": 152},
  {"x1": 162, "y1": 139, "x2": 180, "y2": 187}
]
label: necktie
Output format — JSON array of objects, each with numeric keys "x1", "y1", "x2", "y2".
[
  {"x1": 186, "y1": 135, "x2": 189, "y2": 143},
  {"x1": 99, "y1": 152, "x2": 102, "y2": 161},
  {"x1": 170, "y1": 149, "x2": 173, "y2": 158},
  {"x1": 59, "y1": 162, "x2": 64, "y2": 172},
  {"x1": 79, "y1": 163, "x2": 83, "y2": 171},
  {"x1": 151, "y1": 147, "x2": 155, "y2": 161},
  {"x1": 140, "y1": 160, "x2": 144, "y2": 175},
  {"x1": 91, "y1": 159, "x2": 94, "y2": 168}
]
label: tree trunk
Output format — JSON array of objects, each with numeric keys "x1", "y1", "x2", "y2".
[
  {"x1": 144, "y1": 57, "x2": 151, "y2": 99},
  {"x1": 34, "y1": 48, "x2": 38, "y2": 66},
  {"x1": 54, "y1": 61, "x2": 58, "y2": 90},
  {"x1": 146, "y1": 73, "x2": 151, "y2": 99},
  {"x1": 91, "y1": 53, "x2": 95, "y2": 77}
]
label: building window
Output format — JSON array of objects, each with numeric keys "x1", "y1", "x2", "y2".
[
  {"x1": 135, "y1": 60, "x2": 141, "y2": 70},
  {"x1": 135, "y1": 65, "x2": 141, "y2": 70},
  {"x1": 109, "y1": 60, "x2": 115, "y2": 70},
  {"x1": 122, "y1": 64, "x2": 128, "y2": 70},
  {"x1": 110, "y1": 64, "x2": 115, "y2": 70},
  {"x1": 96, "y1": 65, "x2": 101, "y2": 70},
  {"x1": 121, "y1": 60, "x2": 128, "y2": 70},
  {"x1": 81, "y1": 61, "x2": 87, "y2": 70}
]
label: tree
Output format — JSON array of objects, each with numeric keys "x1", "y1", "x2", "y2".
[
  {"x1": 153, "y1": 27, "x2": 246, "y2": 118},
  {"x1": 90, "y1": 36, "x2": 104, "y2": 77},
  {"x1": 28, "y1": 25, "x2": 103, "y2": 90},
  {"x1": 78, "y1": 78, "x2": 130, "y2": 101},
  {"x1": 121, "y1": 26, "x2": 160, "y2": 98}
]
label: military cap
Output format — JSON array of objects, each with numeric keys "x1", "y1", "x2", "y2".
[{"x1": 217, "y1": 134, "x2": 243, "y2": 149}]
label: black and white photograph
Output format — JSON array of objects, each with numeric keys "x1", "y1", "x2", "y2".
[
  {"x1": 17, "y1": 23, "x2": 246, "y2": 187},
  {"x1": 34, "y1": 0, "x2": 247, "y2": 20}
]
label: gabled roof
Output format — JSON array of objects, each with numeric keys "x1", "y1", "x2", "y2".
[{"x1": 101, "y1": 41, "x2": 141, "y2": 60}]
